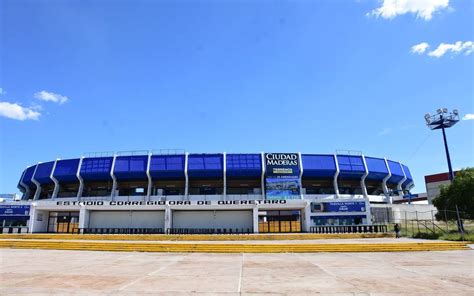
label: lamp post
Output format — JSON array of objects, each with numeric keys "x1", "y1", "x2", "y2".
[{"x1": 424, "y1": 108, "x2": 460, "y2": 181}]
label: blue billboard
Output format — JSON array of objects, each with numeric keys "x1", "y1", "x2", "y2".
[
  {"x1": 0, "y1": 204, "x2": 30, "y2": 218},
  {"x1": 311, "y1": 201, "x2": 366, "y2": 213},
  {"x1": 325, "y1": 201, "x2": 366, "y2": 212},
  {"x1": 264, "y1": 153, "x2": 301, "y2": 199}
]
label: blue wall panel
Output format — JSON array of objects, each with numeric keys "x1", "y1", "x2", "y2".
[
  {"x1": 188, "y1": 154, "x2": 223, "y2": 178},
  {"x1": 302, "y1": 154, "x2": 336, "y2": 178},
  {"x1": 53, "y1": 159, "x2": 80, "y2": 182},
  {"x1": 365, "y1": 157, "x2": 389, "y2": 181},
  {"x1": 387, "y1": 160, "x2": 404, "y2": 184},
  {"x1": 226, "y1": 154, "x2": 262, "y2": 178},
  {"x1": 34, "y1": 161, "x2": 55, "y2": 184},
  {"x1": 401, "y1": 164, "x2": 413, "y2": 188},
  {"x1": 114, "y1": 156, "x2": 148, "y2": 180},
  {"x1": 149, "y1": 155, "x2": 185, "y2": 179},
  {"x1": 337, "y1": 155, "x2": 365, "y2": 179},
  {"x1": 21, "y1": 165, "x2": 37, "y2": 186},
  {"x1": 80, "y1": 157, "x2": 113, "y2": 181},
  {"x1": 17, "y1": 170, "x2": 27, "y2": 192}
]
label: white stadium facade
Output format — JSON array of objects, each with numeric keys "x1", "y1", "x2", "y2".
[{"x1": 1, "y1": 152, "x2": 414, "y2": 234}]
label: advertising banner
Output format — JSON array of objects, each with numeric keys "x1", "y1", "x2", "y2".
[
  {"x1": 264, "y1": 153, "x2": 301, "y2": 199},
  {"x1": 311, "y1": 201, "x2": 366, "y2": 213},
  {"x1": 0, "y1": 205, "x2": 30, "y2": 217}
]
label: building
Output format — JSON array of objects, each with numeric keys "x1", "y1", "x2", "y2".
[
  {"x1": 9, "y1": 152, "x2": 414, "y2": 234},
  {"x1": 425, "y1": 171, "x2": 459, "y2": 204}
]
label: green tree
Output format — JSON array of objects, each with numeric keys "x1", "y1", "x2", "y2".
[{"x1": 432, "y1": 168, "x2": 474, "y2": 221}]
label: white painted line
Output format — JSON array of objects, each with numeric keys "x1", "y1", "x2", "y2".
[
  {"x1": 237, "y1": 253, "x2": 244, "y2": 293},
  {"x1": 118, "y1": 276, "x2": 144, "y2": 291},
  {"x1": 118, "y1": 254, "x2": 189, "y2": 291}
]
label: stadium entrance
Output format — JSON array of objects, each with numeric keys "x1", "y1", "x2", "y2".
[
  {"x1": 47, "y1": 211, "x2": 79, "y2": 233},
  {"x1": 258, "y1": 210, "x2": 302, "y2": 233}
]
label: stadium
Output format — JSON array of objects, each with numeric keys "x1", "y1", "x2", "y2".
[{"x1": 11, "y1": 151, "x2": 414, "y2": 234}]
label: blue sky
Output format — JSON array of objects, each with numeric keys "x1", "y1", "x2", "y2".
[{"x1": 0, "y1": 0, "x2": 473, "y2": 194}]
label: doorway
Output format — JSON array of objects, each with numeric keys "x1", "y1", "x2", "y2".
[
  {"x1": 258, "y1": 210, "x2": 301, "y2": 233},
  {"x1": 47, "y1": 211, "x2": 79, "y2": 233}
]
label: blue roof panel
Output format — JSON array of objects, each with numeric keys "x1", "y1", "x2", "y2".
[
  {"x1": 21, "y1": 165, "x2": 37, "y2": 186},
  {"x1": 114, "y1": 156, "x2": 148, "y2": 180},
  {"x1": 53, "y1": 159, "x2": 80, "y2": 182},
  {"x1": 387, "y1": 160, "x2": 404, "y2": 184},
  {"x1": 80, "y1": 157, "x2": 113, "y2": 181},
  {"x1": 226, "y1": 154, "x2": 262, "y2": 178},
  {"x1": 302, "y1": 154, "x2": 336, "y2": 178},
  {"x1": 149, "y1": 155, "x2": 185, "y2": 179},
  {"x1": 337, "y1": 155, "x2": 365, "y2": 179},
  {"x1": 401, "y1": 164, "x2": 413, "y2": 188},
  {"x1": 188, "y1": 154, "x2": 223, "y2": 178},
  {"x1": 34, "y1": 161, "x2": 55, "y2": 184},
  {"x1": 365, "y1": 157, "x2": 389, "y2": 181}
]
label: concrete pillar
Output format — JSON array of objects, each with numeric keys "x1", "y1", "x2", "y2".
[
  {"x1": 302, "y1": 201, "x2": 312, "y2": 232},
  {"x1": 28, "y1": 205, "x2": 36, "y2": 233},
  {"x1": 79, "y1": 207, "x2": 90, "y2": 229},
  {"x1": 29, "y1": 205, "x2": 48, "y2": 233},
  {"x1": 333, "y1": 154, "x2": 340, "y2": 198},
  {"x1": 252, "y1": 205, "x2": 259, "y2": 233},
  {"x1": 165, "y1": 206, "x2": 172, "y2": 233}
]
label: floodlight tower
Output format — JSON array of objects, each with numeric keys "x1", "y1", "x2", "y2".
[{"x1": 424, "y1": 108, "x2": 460, "y2": 181}]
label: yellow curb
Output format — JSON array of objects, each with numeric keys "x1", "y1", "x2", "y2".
[
  {"x1": 0, "y1": 233, "x2": 394, "y2": 241},
  {"x1": 0, "y1": 240, "x2": 468, "y2": 253}
]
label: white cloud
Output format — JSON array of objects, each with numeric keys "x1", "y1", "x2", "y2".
[
  {"x1": 378, "y1": 128, "x2": 392, "y2": 136},
  {"x1": 411, "y1": 42, "x2": 430, "y2": 54},
  {"x1": 368, "y1": 0, "x2": 449, "y2": 21},
  {"x1": 462, "y1": 113, "x2": 474, "y2": 120},
  {"x1": 0, "y1": 101, "x2": 41, "y2": 121},
  {"x1": 34, "y1": 90, "x2": 68, "y2": 104},
  {"x1": 427, "y1": 41, "x2": 474, "y2": 57}
]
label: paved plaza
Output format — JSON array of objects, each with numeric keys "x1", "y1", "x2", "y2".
[{"x1": 0, "y1": 248, "x2": 473, "y2": 295}]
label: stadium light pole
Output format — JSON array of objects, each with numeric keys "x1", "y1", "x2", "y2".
[{"x1": 424, "y1": 108, "x2": 460, "y2": 181}]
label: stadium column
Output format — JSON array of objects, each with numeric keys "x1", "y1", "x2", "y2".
[
  {"x1": 76, "y1": 157, "x2": 85, "y2": 198},
  {"x1": 406, "y1": 181, "x2": 415, "y2": 192},
  {"x1": 78, "y1": 205, "x2": 90, "y2": 230},
  {"x1": 184, "y1": 152, "x2": 189, "y2": 200},
  {"x1": 333, "y1": 154, "x2": 340, "y2": 198},
  {"x1": 382, "y1": 158, "x2": 392, "y2": 204},
  {"x1": 398, "y1": 162, "x2": 407, "y2": 198},
  {"x1": 164, "y1": 205, "x2": 172, "y2": 233},
  {"x1": 252, "y1": 204, "x2": 259, "y2": 233},
  {"x1": 260, "y1": 152, "x2": 266, "y2": 200},
  {"x1": 365, "y1": 200, "x2": 373, "y2": 225},
  {"x1": 110, "y1": 154, "x2": 117, "y2": 200},
  {"x1": 146, "y1": 152, "x2": 152, "y2": 201},
  {"x1": 361, "y1": 155, "x2": 369, "y2": 198},
  {"x1": 298, "y1": 152, "x2": 304, "y2": 199},
  {"x1": 303, "y1": 201, "x2": 312, "y2": 232},
  {"x1": 223, "y1": 152, "x2": 227, "y2": 201},
  {"x1": 50, "y1": 159, "x2": 60, "y2": 199},
  {"x1": 31, "y1": 163, "x2": 41, "y2": 200},
  {"x1": 18, "y1": 169, "x2": 30, "y2": 200},
  {"x1": 28, "y1": 204, "x2": 48, "y2": 233}
]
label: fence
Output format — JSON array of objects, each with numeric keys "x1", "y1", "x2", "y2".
[
  {"x1": 167, "y1": 228, "x2": 253, "y2": 234},
  {"x1": 77, "y1": 228, "x2": 164, "y2": 234},
  {"x1": 309, "y1": 224, "x2": 387, "y2": 234},
  {"x1": 371, "y1": 207, "x2": 472, "y2": 241},
  {"x1": 0, "y1": 226, "x2": 29, "y2": 234}
]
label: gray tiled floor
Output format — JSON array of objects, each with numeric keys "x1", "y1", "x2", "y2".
[{"x1": 0, "y1": 249, "x2": 472, "y2": 295}]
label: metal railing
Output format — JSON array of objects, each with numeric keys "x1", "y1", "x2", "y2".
[
  {"x1": 167, "y1": 228, "x2": 253, "y2": 235},
  {"x1": 309, "y1": 224, "x2": 388, "y2": 234},
  {"x1": 0, "y1": 226, "x2": 29, "y2": 234},
  {"x1": 76, "y1": 228, "x2": 164, "y2": 234}
]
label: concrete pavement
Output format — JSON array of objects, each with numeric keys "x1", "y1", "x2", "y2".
[{"x1": 0, "y1": 248, "x2": 473, "y2": 295}]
